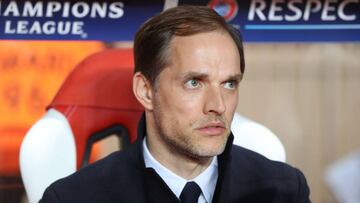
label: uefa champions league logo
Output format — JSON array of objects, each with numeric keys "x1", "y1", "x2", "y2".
[{"x1": 208, "y1": 0, "x2": 238, "y2": 22}]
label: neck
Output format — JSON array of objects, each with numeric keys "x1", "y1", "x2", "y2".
[
  {"x1": 147, "y1": 137, "x2": 213, "y2": 180},
  {"x1": 145, "y1": 115, "x2": 213, "y2": 179}
]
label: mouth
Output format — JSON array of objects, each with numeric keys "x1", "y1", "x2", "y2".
[{"x1": 196, "y1": 122, "x2": 226, "y2": 136}]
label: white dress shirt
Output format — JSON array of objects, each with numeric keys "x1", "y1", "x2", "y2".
[{"x1": 143, "y1": 138, "x2": 218, "y2": 203}]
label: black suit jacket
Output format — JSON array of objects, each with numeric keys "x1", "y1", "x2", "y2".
[{"x1": 41, "y1": 116, "x2": 311, "y2": 203}]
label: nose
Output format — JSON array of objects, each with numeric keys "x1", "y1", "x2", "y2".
[{"x1": 203, "y1": 86, "x2": 226, "y2": 115}]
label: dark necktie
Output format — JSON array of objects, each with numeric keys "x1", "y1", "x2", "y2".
[{"x1": 179, "y1": 181, "x2": 202, "y2": 203}]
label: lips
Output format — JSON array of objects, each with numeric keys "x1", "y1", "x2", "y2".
[{"x1": 196, "y1": 122, "x2": 226, "y2": 136}]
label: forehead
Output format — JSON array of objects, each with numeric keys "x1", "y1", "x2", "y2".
[{"x1": 165, "y1": 31, "x2": 241, "y2": 77}]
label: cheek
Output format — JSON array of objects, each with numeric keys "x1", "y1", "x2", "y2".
[
  {"x1": 154, "y1": 92, "x2": 194, "y2": 128},
  {"x1": 228, "y1": 94, "x2": 238, "y2": 110},
  {"x1": 175, "y1": 95, "x2": 205, "y2": 120},
  {"x1": 164, "y1": 86, "x2": 204, "y2": 113},
  {"x1": 225, "y1": 92, "x2": 238, "y2": 115}
]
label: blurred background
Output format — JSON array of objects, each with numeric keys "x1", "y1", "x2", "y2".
[
  {"x1": 0, "y1": 1, "x2": 359, "y2": 203},
  {"x1": 238, "y1": 43, "x2": 360, "y2": 203}
]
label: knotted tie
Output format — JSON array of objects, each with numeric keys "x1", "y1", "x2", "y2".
[{"x1": 179, "y1": 181, "x2": 202, "y2": 203}]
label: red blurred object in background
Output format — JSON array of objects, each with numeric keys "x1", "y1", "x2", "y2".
[
  {"x1": 0, "y1": 41, "x2": 104, "y2": 202},
  {"x1": 48, "y1": 49, "x2": 143, "y2": 169}
]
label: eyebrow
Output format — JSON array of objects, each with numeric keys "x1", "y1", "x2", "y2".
[
  {"x1": 178, "y1": 71, "x2": 243, "y2": 82},
  {"x1": 179, "y1": 72, "x2": 208, "y2": 80},
  {"x1": 228, "y1": 74, "x2": 243, "y2": 82}
]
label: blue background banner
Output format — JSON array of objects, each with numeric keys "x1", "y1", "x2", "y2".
[{"x1": 0, "y1": 0, "x2": 359, "y2": 42}]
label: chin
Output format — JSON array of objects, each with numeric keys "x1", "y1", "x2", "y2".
[{"x1": 192, "y1": 140, "x2": 228, "y2": 158}]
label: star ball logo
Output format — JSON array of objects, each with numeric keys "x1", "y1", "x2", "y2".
[{"x1": 208, "y1": 0, "x2": 238, "y2": 22}]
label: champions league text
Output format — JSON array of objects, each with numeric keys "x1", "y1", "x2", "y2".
[{"x1": 0, "y1": 1, "x2": 124, "y2": 38}]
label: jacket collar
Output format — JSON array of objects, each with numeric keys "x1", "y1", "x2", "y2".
[{"x1": 134, "y1": 113, "x2": 233, "y2": 203}]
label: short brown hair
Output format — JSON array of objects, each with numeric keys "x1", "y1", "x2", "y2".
[{"x1": 134, "y1": 5, "x2": 245, "y2": 85}]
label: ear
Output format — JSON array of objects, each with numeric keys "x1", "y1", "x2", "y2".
[{"x1": 133, "y1": 72, "x2": 154, "y2": 111}]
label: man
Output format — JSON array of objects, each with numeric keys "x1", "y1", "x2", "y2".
[{"x1": 41, "y1": 5, "x2": 310, "y2": 203}]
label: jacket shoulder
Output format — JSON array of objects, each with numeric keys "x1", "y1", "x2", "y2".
[
  {"x1": 231, "y1": 145, "x2": 299, "y2": 177},
  {"x1": 228, "y1": 145, "x2": 311, "y2": 202},
  {"x1": 41, "y1": 146, "x2": 145, "y2": 203}
]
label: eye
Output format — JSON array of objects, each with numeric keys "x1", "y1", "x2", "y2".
[
  {"x1": 224, "y1": 81, "x2": 237, "y2": 90},
  {"x1": 184, "y1": 79, "x2": 200, "y2": 89}
]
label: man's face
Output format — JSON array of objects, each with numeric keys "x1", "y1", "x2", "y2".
[{"x1": 151, "y1": 31, "x2": 241, "y2": 160}]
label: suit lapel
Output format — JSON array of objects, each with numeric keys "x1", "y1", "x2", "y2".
[
  {"x1": 132, "y1": 113, "x2": 179, "y2": 203},
  {"x1": 212, "y1": 134, "x2": 234, "y2": 203}
]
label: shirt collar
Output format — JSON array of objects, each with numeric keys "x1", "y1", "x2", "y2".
[{"x1": 143, "y1": 137, "x2": 218, "y2": 203}]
